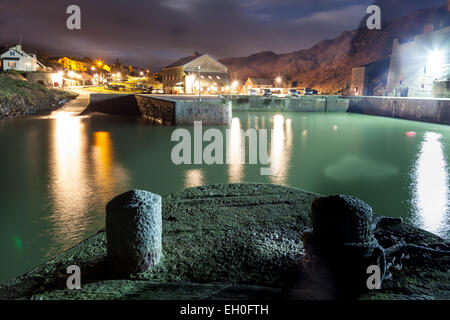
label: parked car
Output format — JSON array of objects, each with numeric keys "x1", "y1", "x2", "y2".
[
  {"x1": 289, "y1": 89, "x2": 299, "y2": 97},
  {"x1": 263, "y1": 89, "x2": 272, "y2": 96},
  {"x1": 304, "y1": 88, "x2": 318, "y2": 95},
  {"x1": 249, "y1": 89, "x2": 258, "y2": 96},
  {"x1": 141, "y1": 86, "x2": 153, "y2": 94}
]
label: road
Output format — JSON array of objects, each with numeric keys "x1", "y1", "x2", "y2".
[{"x1": 59, "y1": 87, "x2": 91, "y2": 114}]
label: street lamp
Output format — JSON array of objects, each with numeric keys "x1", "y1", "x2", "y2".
[
  {"x1": 276, "y1": 76, "x2": 282, "y2": 85},
  {"x1": 231, "y1": 81, "x2": 238, "y2": 98},
  {"x1": 198, "y1": 65, "x2": 201, "y2": 102}
]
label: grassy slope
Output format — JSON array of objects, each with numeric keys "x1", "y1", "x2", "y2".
[{"x1": 0, "y1": 72, "x2": 77, "y2": 109}]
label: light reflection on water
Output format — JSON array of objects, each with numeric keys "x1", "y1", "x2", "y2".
[
  {"x1": 411, "y1": 132, "x2": 450, "y2": 238},
  {"x1": 184, "y1": 169, "x2": 204, "y2": 188},
  {"x1": 46, "y1": 111, "x2": 129, "y2": 257},
  {"x1": 227, "y1": 117, "x2": 244, "y2": 183},
  {"x1": 269, "y1": 115, "x2": 292, "y2": 185}
]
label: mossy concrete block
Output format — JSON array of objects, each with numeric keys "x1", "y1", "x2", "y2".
[{"x1": 106, "y1": 190, "x2": 162, "y2": 274}]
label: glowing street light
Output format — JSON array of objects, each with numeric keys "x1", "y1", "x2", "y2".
[{"x1": 276, "y1": 76, "x2": 282, "y2": 84}]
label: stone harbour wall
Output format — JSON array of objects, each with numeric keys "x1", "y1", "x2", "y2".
[
  {"x1": 224, "y1": 95, "x2": 349, "y2": 112},
  {"x1": 174, "y1": 99, "x2": 232, "y2": 125},
  {"x1": 135, "y1": 95, "x2": 175, "y2": 125},
  {"x1": 347, "y1": 96, "x2": 450, "y2": 125}
]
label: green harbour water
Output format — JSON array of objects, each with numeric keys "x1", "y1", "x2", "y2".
[{"x1": 0, "y1": 110, "x2": 449, "y2": 283}]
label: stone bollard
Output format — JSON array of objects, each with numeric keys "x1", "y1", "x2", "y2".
[
  {"x1": 106, "y1": 190, "x2": 162, "y2": 274},
  {"x1": 302, "y1": 195, "x2": 383, "y2": 297}
]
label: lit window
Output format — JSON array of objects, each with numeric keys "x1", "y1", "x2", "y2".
[
  {"x1": 208, "y1": 76, "x2": 212, "y2": 79},
  {"x1": 216, "y1": 76, "x2": 220, "y2": 79}
]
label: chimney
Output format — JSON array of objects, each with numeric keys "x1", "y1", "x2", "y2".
[
  {"x1": 193, "y1": 51, "x2": 200, "y2": 57},
  {"x1": 16, "y1": 44, "x2": 22, "y2": 51}
]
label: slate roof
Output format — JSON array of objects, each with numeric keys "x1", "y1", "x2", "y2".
[
  {"x1": 164, "y1": 54, "x2": 205, "y2": 69},
  {"x1": 248, "y1": 77, "x2": 273, "y2": 86}
]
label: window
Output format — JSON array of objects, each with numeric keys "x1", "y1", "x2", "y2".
[
  {"x1": 421, "y1": 83, "x2": 425, "y2": 89},
  {"x1": 424, "y1": 65, "x2": 427, "y2": 74},
  {"x1": 355, "y1": 87, "x2": 359, "y2": 94},
  {"x1": 216, "y1": 76, "x2": 221, "y2": 79},
  {"x1": 8, "y1": 61, "x2": 16, "y2": 68}
]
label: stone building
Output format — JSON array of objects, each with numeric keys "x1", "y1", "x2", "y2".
[
  {"x1": 385, "y1": 4, "x2": 450, "y2": 97},
  {"x1": 350, "y1": 58, "x2": 391, "y2": 96},
  {"x1": 161, "y1": 52, "x2": 230, "y2": 94},
  {"x1": 242, "y1": 77, "x2": 273, "y2": 94}
]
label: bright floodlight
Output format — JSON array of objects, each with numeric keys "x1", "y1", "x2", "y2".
[
  {"x1": 428, "y1": 50, "x2": 445, "y2": 72},
  {"x1": 276, "y1": 76, "x2": 282, "y2": 83}
]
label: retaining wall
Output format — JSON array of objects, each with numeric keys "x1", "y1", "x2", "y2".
[
  {"x1": 224, "y1": 95, "x2": 349, "y2": 112},
  {"x1": 174, "y1": 99, "x2": 232, "y2": 125},
  {"x1": 347, "y1": 96, "x2": 450, "y2": 125},
  {"x1": 135, "y1": 95, "x2": 175, "y2": 125},
  {"x1": 86, "y1": 94, "x2": 231, "y2": 125}
]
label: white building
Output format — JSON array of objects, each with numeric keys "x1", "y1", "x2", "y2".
[{"x1": 1, "y1": 44, "x2": 42, "y2": 72}]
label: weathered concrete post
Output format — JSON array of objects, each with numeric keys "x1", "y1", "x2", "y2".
[
  {"x1": 106, "y1": 190, "x2": 162, "y2": 274},
  {"x1": 302, "y1": 194, "x2": 382, "y2": 297}
]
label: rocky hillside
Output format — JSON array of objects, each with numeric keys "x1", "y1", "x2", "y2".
[{"x1": 220, "y1": 6, "x2": 448, "y2": 94}]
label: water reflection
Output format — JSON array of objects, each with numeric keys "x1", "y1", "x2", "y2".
[
  {"x1": 184, "y1": 169, "x2": 204, "y2": 188},
  {"x1": 47, "y1": 111, "x2": 129, "y2": 257},
  {"x1": 269, "y1": 115, "x2": 293, "y2": 185},
  {"x1": 48, "y1": 111, "x2": 90, "y2": 250},
  {"x1": 92, "y1": 131, "x2": 115, "y2": 204},
  {"x1": 227, "y1": 117, "x2": 244, "y2": 183},
  {"x1": 411, "y1": 132, "x2": 449, "y2": 237}
]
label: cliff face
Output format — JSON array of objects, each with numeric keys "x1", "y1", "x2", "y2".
[{"x1": 220, "y1": 6, "x2": 448, "y2": 94}]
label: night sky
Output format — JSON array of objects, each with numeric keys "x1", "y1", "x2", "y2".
[{"x1": 0, "y1": 0, "x2": 446, "y2": 70}]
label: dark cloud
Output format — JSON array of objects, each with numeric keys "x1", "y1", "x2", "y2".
[{"x1": 0, "y1": 0, "x2": 446, "y2": 70}]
